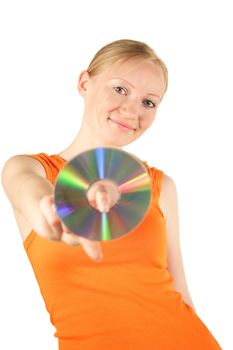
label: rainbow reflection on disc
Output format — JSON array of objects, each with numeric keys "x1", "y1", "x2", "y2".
[{"x1": 54, "y1": 147, "x2": 152, "y2": 241}]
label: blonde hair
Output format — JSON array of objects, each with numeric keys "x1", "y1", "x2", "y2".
[{"x1": 87, "y1": 39, "x2": 168, "y2": 96}]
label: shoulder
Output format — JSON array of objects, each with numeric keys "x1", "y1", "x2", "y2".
[
  {"x1": 161, "y1": 172, "x2": 177, "y2": 192},
  {"x1": 146, "y1": 165, "x2": 177, "y2": 220},
  {"x1": 147, "y1": 166, "x2": 176, "y2": 193},
  {"x1": 1, "y1": 154, "x2": 46, "y2": 182},
  {"x1": 159, "y1": 171, "x2": 178, "y2": 221}
]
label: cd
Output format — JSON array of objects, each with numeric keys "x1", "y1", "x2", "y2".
[{"x1": 54, "y1": 147, "x2": 152, "y2": 241}]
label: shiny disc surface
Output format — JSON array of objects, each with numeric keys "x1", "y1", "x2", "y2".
[{"x1": 54, "y1": 147, "x2": 152, "y2": 241}]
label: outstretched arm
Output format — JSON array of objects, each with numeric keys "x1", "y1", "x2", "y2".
[{"x1": 1, "y1": 155, "x2": 105, "y2": 261}]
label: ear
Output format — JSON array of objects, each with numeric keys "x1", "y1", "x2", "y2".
[{"x1": 77, "y1": 70, "x2": 90, "y2": 96}]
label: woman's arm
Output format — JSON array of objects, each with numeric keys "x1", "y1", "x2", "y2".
[
  {"x1": 159, "y1": 173, "x2": 197, "y2": 312},
  {"x1": 1, "y1": 155, "x2": 62, "y2": 239},
  {"x1": 1, "y1": 155, "x2": 106, "y2": 261}
]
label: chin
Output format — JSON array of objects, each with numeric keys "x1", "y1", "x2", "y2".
[{"x1": 111, "y1": 138, "x2": 136, "y2": 148}]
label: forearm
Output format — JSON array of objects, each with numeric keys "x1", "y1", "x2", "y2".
[
  {"x1": 2, "y1": 167, "x2": 56, "y2": 239},
  {"x1": 18, "y1": 174, "x2": 54, "y2": 236},
  {"x1": 20, "y1": 174, "x2": 53, "y2": 208}
]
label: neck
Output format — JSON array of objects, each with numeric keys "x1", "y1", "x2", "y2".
[{"x1": 58, "y1": 125, "x2": 123, "y2": 162}]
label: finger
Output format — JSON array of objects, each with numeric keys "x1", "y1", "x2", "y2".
[
  {"x1": 88, "y1": 199, "x2": 98, "y2": 210},
  {"x1": 63, "y1": 234, "x2": 103, "y2": 262},
  {"x1": 61, "y1": 232, "x2": 82, "y2": 246},
  {"x1": 80, "y1": 237, "x2": 103, "y2": 261},
  {"x1": 96, "y1": 191, "x2": 110, "y2": 212}
]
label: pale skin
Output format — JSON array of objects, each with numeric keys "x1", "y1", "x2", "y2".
[{"x1": 1, "y1": 58, "x2": 196, "y2": 312}]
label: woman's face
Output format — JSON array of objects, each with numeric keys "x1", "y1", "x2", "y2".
[{"x1": 79, "y1": 58, "x2": 166, "y2": 147}]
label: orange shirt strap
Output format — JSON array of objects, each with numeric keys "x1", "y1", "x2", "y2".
[{"x1": 22, "y1": 152, "x2": 55, "y2": 183}]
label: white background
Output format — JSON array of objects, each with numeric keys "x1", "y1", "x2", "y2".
[{"x1": 0, "y1": 0, "x2": 232, "y2": 349}]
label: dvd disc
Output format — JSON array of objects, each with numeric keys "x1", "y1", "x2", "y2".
[{"x1": 54, "y1": 147, "x2": 152, "y2": 241}]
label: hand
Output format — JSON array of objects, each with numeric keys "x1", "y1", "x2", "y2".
[
  {"x1": 39, "y1": 195, "x2": 103, "y2": 262},
  {"x1": 86, "y1": 179, "x2": 120, "y2": 213}
]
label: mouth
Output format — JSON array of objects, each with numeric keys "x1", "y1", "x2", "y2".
[{"x1": 108, "y1": 118, "x2": 136, "y2": 132}]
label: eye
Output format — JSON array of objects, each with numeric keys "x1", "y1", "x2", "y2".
[
  {"x1": 113, "y1": 86, "x2": 127, "y2": 95},
  {"x1": 143, "y1": 99, "x2": 156, "y2": 108}
]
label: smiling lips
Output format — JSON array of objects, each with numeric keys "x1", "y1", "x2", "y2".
[{"x1": 109, "y1": 118, "x2": 136, "y2": 131}]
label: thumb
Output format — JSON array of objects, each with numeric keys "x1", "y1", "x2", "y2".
[
  {"x1": 81, "y1": 241, "x2": 103, "y2": 261},
  {"x1": 79, "y1": 237, "x2": 103, "y2": 262}
]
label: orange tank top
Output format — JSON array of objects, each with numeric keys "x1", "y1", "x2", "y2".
[{"x1": 23, "y1": 153, "x2": 222, "y2": 350}]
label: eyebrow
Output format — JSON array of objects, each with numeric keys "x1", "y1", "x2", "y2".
[{"x1": 112, "y1": 77, "x2": 161, "y2": 100}]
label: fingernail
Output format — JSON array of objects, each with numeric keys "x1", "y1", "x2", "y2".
[
  {"x1": 99, "y1": 204, "x2": 109, "y2": 213},
  {"x1": 86, "y1": 246, "x2": 102, "y2": 261},
  {"x1": 99, "y1": 205, "x2": 105, "y2": 212},
  {"x1": 94, "y1": 254, "x2": 103, "y2": 262},
  {"x1": 91, "y1": 252, "x2": 102, "y2": 262}
]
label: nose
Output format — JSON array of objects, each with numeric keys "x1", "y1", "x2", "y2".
[{"x1": 120, "y1": 100, "x2": 139, "y2": 120}]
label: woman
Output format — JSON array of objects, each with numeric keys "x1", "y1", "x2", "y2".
[{"x1": 1, "y1": 39, "x2": 222, "y2": 349}]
